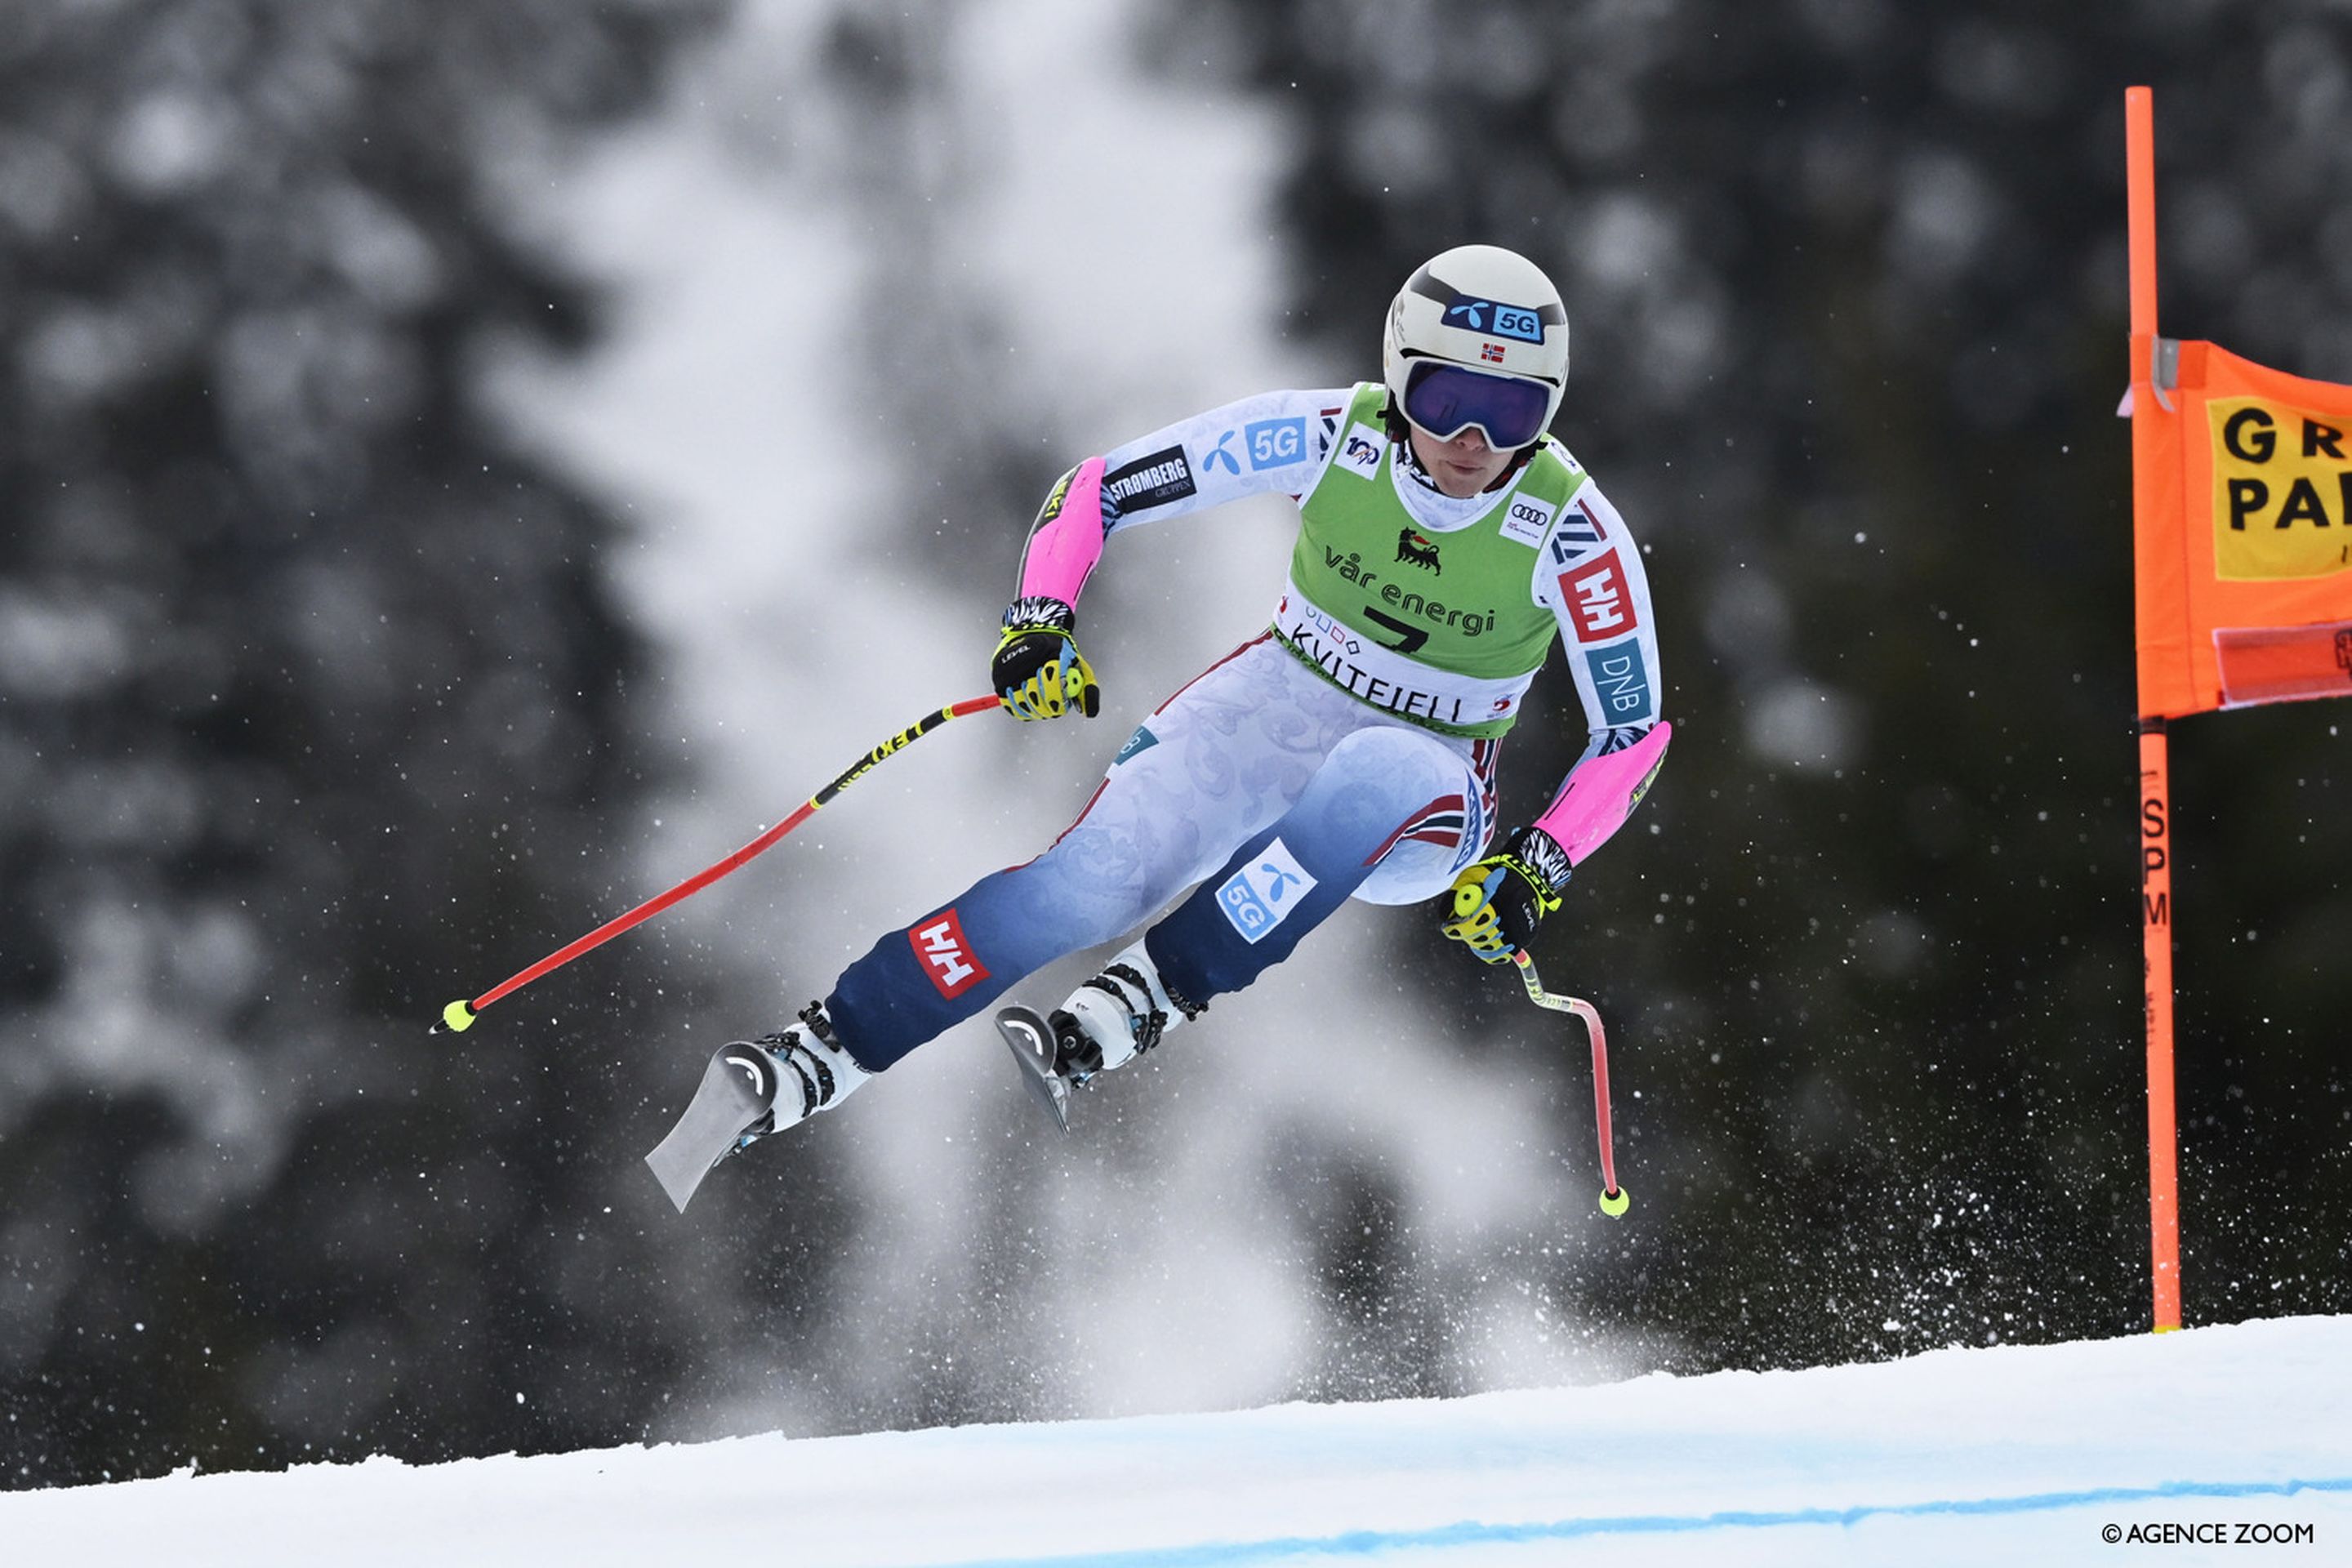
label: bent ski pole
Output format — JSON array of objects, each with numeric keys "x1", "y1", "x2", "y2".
[
  {"x1": 432, "y1": 693, "x2": 1004, "y2": 1034},
  {"x1": 1508, "y1": 950, "x2": 1629, "y2": 1217}
]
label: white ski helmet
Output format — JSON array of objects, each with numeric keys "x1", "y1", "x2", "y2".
[{"x1": 1382, "y1": 243, "x2": 1569, "y2": 450}]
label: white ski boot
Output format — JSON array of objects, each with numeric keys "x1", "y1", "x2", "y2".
[
  {"x1": 742, "y1": 1005, "x2": 871, "y2": 1138},
  {"x1": 1054, "y1": 942, "x2": 1201, "y2": 1081},
  {"x1": 644, "y1": 1002, "x2": 869, "y2": 1212},
  {"x1": 995, "y1": 944, "x2": 1206, "y2": 1133}
]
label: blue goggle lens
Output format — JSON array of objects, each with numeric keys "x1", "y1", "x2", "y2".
[{"x1": 1401, "y1": 362, "x2": 1550, "y2": 449}]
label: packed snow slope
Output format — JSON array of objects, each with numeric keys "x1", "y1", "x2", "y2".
[{"x1": 10, "y1": 1316, "x2": 2349, "y2": 1567}]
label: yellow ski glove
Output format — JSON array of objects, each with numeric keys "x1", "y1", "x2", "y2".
[
  {"x1": 1442, "y1": 826, "x2": 1570, "y2": 963},
  {"x1": 992, "y1": 596, "x2": 1101, "y2": 721}
]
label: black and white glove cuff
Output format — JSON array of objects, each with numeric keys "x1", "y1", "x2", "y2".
[
  {"x1": 1510, "y1": 826, "x2": 1573, "y2": 893},
  {"x1": 1001, "y1": 595, "x2": 1077, "y2": 635}
]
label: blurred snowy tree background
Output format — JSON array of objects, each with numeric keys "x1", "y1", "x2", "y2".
[{"x1": 4, "y1": 0, "x2": 2350, "y2": 1486}]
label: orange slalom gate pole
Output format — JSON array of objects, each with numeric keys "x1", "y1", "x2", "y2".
[
  {"x1": 2140, "y1": 721, "x2": 2181, "y2": 1331},
  {"x1": 2127, "y1": 88, "x2": 2158, "y2": 348},
  {"x1": 2127, "y1": 85, "x2": 2183, "y2": 1332}
]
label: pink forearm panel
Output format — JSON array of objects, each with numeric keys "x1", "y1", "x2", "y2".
[
  {"x1": 1017, "y1": 456, "x2": 1109, "y2": 607},
  {"x1": 1532, "y1": 720, "x2": 1673, "y2": 866}
]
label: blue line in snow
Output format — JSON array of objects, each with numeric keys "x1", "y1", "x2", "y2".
[{"x1": 947, "y1": 1476, "x2": 2352, "y2": 1567}]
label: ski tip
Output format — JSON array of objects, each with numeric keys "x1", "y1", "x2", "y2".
[
  {"x1": 644, "y1": 1042, "x2": 780, "y2": 1214},
  {"x1": 994, "y1": 1002, "x2": 1050, "y2": 1028},
  {"x1": 645, "y1": 1151, "x2": 705, "y2": 1214},
  {"x1": 994, "y1": 1005, "x2": 1073, "y2": 1134}
]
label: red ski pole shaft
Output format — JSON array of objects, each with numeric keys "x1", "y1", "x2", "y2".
[
  {"x1": 1508, "y1": 949, "x2": 1629, "y2": 1216},
  {"x1": 1579, "y1": 996, "x2": 1619, "y2": 1198},
  {"x1": 432, "y1": 694, "x2": 1002, "y2": 1034}
]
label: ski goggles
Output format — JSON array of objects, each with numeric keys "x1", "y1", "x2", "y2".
[{"x1": 1399, "y1": 360, "x2": 1552, "y2": 450}]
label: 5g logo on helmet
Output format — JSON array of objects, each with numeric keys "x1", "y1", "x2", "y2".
[{"x1": 1441, "y1": 296, "x2": 1546, "y2": 343}]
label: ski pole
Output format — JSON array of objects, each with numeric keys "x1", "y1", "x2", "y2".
[
  {"x1": 1508, "y1": 949, "x2": 1629, "y2": 1217},
  {"x1": 431, "y1": 693, "x2": 1004, "y2": 1035}
]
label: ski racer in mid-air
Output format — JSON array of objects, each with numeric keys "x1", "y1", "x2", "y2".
[{"x1": 648, "y1": 243, "x2": 1670, "y2": 1209}]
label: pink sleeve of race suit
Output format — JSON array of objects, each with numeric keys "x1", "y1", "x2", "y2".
[
  {"x1": 1015, "y1": 456, "x2": 1108, "y2": 607},
  {"x1": 1530, "y1": 720, "x2": 1673, "y2": 866}
]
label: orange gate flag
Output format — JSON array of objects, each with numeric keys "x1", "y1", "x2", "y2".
[
  {"x1": 2131, "y1": 337, "x2": 2352, "y2": 716},
  {"x1": 2124, "y1": 83, "x2": 2352, "y2": 1337}
]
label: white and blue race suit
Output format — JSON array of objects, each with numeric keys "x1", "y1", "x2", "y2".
[{"x1": 824, "y1": 385, "x2": 1662, "y2": 1069}]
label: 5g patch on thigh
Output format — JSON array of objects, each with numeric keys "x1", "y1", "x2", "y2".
[{"x1": 1217, "y1": 839, "x2": 1318, "y2": 944}]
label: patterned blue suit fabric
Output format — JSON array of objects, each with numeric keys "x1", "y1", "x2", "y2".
[{"x1": 826, "y1": 639, "x2": 1496, "y2": 1070}]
